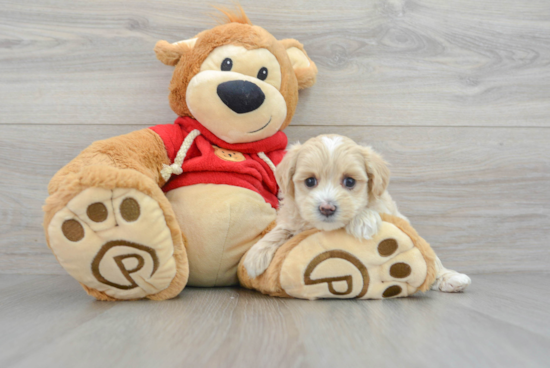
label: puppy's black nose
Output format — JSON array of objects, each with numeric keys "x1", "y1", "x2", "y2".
[
  {"x1": 319, "y1": 204, "x2": 337, "y2": 217},
  {"x1": 217, "y1": 80, "x2": 265, "y2": 114}
]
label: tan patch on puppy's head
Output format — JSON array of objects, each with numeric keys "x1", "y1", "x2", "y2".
[
  {"x1": 360, "y1": 146, "x2": 390, "y2": 200},
  {"x1": 275, "y1": 142, "x2": 302, "y2": 200},
  {"x1": 154, "y1": 7, "x2": 318, "y2": 144}
]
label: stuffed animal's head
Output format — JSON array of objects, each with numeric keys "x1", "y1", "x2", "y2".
[{"x1": 154, "y1": 7, "x2": 318, "y2": 144}]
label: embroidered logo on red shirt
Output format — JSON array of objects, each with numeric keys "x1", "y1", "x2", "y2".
[{"x1": 212, "y1": 145, "x2": 246, "y2": 162}]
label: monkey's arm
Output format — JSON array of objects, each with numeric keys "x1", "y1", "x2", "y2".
[{"x1": 47, "y1": 129, "x2": 170, "y2": 196}]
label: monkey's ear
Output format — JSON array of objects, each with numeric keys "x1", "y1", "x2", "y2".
[
  {"x1": 154, "y1": 38, "x2": 197, "y2": 66},
  {"x1": 279, "y1": 39, "x2": 318, "y2": 89}
]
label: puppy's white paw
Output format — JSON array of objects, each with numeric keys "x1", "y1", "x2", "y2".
[
  {"x1": 244, "y1": 244, "x2": 278, "y2": 279},
  {"x1": 346, "y1": 209, "x2": 381, "y2": 241},
  {"x1": 433, "y1": 272, "x2": 471, "y2": 293}
]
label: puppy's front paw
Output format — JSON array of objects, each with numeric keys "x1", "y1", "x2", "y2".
[
  {"x1": 346, "y1": 209, "x2": 382, "y2": 240},
  {"x1": 244, "y1": 244, "x2": 278, "y2": 279},
  {"x1": 432, "y1": 272, "x2": 471, "y2": 293}
]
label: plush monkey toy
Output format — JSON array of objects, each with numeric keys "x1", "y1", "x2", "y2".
[{"x1": 43, "y1": 8, "x2": 436, "y2": 301}]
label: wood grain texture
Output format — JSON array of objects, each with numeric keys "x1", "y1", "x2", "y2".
[
  {"x1": 1, "y1": 124, "x2": 549, "y2": 275},
  {"x1": 1, "y1": 273, "x2": 549, "y2": 368},
  {"x1": 1, "y1": 0, "x2": 549, "y2": 275},
  {"x1": 1, "y1": 0, "x2": 550, "y2": 126}
]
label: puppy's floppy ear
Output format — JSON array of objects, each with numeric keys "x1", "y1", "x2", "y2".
[
  {"x1": 275, "y1": 143, "x2": 302, "y2": 199},
  {"x1": 154, "y1": 38, "x2": 197, "y2": 66},
  {"x1": 361, "y1": 146, "x2": 390, "y2": 198},
  {"x1": 279, "y1": 39, "x2": 318, "y2": 90}
]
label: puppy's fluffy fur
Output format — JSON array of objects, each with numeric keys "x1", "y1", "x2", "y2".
[{"x1": 244, "y1": 134, "x2": 406, "y2": 278}]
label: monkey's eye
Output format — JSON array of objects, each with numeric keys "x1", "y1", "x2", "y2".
[
  {"x1": 257, "y1": 67, "x2": 268, "y2": 81},
  {"x1": 343, "y1": 177, "x2": 356, "y2": 188},
  {"x1": 221, "y1": 58, "x2": 233, "y2": 71},
  {"x1": 305, "y1": 177, "x2": 317, "y2": 188}
]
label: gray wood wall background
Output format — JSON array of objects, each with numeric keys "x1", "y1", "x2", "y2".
[{"x1": 1, "y1": 0, "x2": 549, "y2": 275}]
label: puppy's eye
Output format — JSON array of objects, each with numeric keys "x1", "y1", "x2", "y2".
[
  {"x1": 221, "y1": 58, "x2": 233, "y2": 71},
  {"x1": 343, "y1": 177, "x2": 356, "y2": 188},
  {"x1": 257, "y1": 67, "x2": 268, "y2": 81},
  {"x1": 305, "y1": 177, "x2": 317, "y2": 188}
]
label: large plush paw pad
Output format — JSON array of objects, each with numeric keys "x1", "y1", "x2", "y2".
[
  {"x1": 48, "y1": 188, "x2": 177, "y2": 300},
  {"x1": 279, "y1": 222, "x2": 431, "y2": 300}
]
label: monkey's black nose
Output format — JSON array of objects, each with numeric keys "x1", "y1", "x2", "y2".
[
  {"x1": 217, "y1": 80, "x2": 265, "y2": 114},
  {"x1": 319, "y1": 204, "x2": 337, "y2": 217}
]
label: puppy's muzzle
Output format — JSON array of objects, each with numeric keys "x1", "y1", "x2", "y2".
[
  {"x1": 319, "y1": 204, "x2": 337, "y2": 217},
  {"x1": 217, "y1": 80, "x2": 265, "y2": 113}
]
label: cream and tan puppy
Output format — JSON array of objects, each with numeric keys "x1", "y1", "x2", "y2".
[{"x1": 244, "y1": 134, "x2": 471, "y2": 293}]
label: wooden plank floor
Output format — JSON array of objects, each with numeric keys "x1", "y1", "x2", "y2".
[{"x1": 1, "y1": 273, "x2": 549, "y2": 368}]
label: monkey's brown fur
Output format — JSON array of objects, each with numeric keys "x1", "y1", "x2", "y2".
[
  {"x1": 43, "y1": 8, "x2": 317, "y2": 300},
  {"x1": 154, "y1": 9, "x2": 317, "y2": 129}
]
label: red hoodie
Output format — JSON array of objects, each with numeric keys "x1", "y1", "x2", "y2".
[{"x1": 150, "y1": 117, "x2": 287, "y2": 209}]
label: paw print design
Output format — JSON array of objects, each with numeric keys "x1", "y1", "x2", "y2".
[
  {"x1": 213, "y1": 145, "x2": 246, "y2": 162},
  {"x1": 279, "y1": 222, "x2": 430, "y2": 300},
  {"x1": 47, "y1": 188, "x2": 178, "y2": 300}
]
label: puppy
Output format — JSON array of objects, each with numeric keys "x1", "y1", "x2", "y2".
[
  {"x1": 244, "y1": 134, "x2": 471, "y2": 293},
  {"x1": 244, "y1": 134, "x2": 402, "y2": 278}
]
